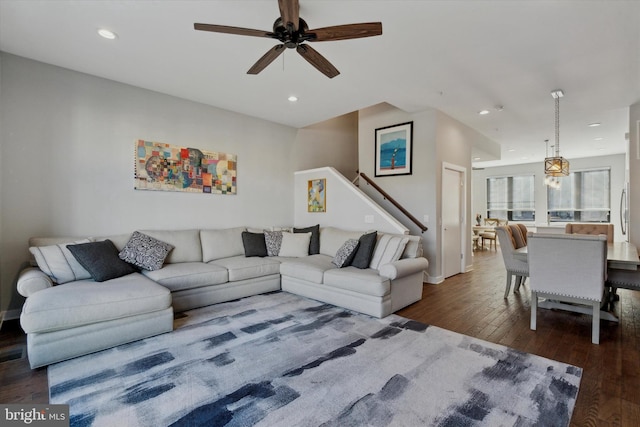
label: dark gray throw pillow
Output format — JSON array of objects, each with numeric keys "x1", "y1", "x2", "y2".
[
  {"x1": 242, "y1": 231, "x2": 268, "y2": 257},
  {"x1": 67, "y1": 240, "x2": 138, "y2": 282},
  {"x1": 294, "y1": 224, "x2": 320, "y2": 255},
  {"x1": 350, "y1": 231, "x2": 378, "y2": 269}
]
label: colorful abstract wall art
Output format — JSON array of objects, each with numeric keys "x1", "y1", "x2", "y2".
[
  {"x1": 308, "y1": 179, "x2": 326, "y2": 212},
  {"x1": 134, "y1": 140, "x2": 237, "y2": 195}
]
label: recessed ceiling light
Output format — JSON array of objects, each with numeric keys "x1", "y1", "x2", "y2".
[
  {"x1": 473, "y1": 157, "x2": 481, "y2": 161},
  {"x1": 588, "y1": 122, "x2": 601, "y2": 127},
  {"x1": 478, "y1": 110, "x2": 490, "y2": 115},
  {"x1": 507, "y1": 149, "x2": 516, "y2": 152},
  {"x1": 288, "y1": 96, "x2": 298, "y2": 102},
  {"x1": 98, "y1": 29, "x2": 117, "y2": 40},
  {"x1": 594, "y1": 137, "x2": 604, "y2": 141}
]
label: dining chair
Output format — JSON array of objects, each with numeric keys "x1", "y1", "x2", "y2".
[
  {"x1": 480, "y1": 218, "x2": 503, "y2": 250},
  {"x1": 565, "y1": 223, "x2": 614, "y2": 243},
  {"x1": 528, "y1": 233, "x2": 608, "y2": 344},
  {"x1": 495, "y1": 225, "x2": 529, "y2": 298}
]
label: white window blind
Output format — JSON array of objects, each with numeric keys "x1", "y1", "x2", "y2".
[
  {"x1": 486, "y1": 175, "x2": 535, "y2": 221},
  {"x1": 547, "y1": 169, "x2": 610, "y2": 222}
]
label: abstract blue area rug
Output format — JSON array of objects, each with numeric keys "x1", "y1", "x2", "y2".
[{"x1": 48, "y1": 292, "x2": 581, "y2": 426}]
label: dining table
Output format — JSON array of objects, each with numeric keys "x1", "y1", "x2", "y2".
[{"x1": 514, "y1": 241, "x2": 640, "y2": 322}]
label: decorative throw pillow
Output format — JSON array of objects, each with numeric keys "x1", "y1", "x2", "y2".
[
  {"x1": 29, "y1": 239, "x2": 92, "y2": 284},
  {"x1": 369, "y1": 234, "x2": 410, "y2": 270},
  {"x1": 118, "y1": 231, "x2": 174, "y2": 271},
  {"x1": 293, "y1": 224, "x2": 320, "y2": 255},
  {"x1": 350, "y1": 231, "x2": 378, "y2": 269},
  {"x1": 264, "y1": 230, "x2": 283, "y2": 257},
  {"x1": 332, "y1": 239, "x2": 360, "y2": 268},
  {"x1": 279, "y1": 232, "x2": 312, "y2": 257},
  {"x1": 67, "y1": 240, "x2": 138, "y2": 282},
  {"x1": 242, "y1": 231, "x2": 268, "y2": 257}
]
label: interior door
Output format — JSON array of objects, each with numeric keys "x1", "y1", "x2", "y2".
[{"x1": 443, "y1": 167, "x2": 463, "y2": 278}]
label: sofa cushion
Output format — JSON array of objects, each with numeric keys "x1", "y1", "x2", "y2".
[
  {"x1": 119, "y1": 231, "x2": 174, "y2": 271},
  {"x1": 380, "y1": 233, "x2": 423, "y2": 259},
  {"x1": 323, "y1": 267, "x2": 391, "y2": 297},
  {"x1": 279, "y1": 232, "x2": 311, "y2": 257},
  {"x1": 140, "y1": 229, "x2": 202, "y2": 263},
  {"x1": 279, "y1": 255, "x2": 336, "y2": 284},
  {"x1": 20, "y1": 273, "x2": 171, "y2": 334},
  {"x1": 369, "y1": 235, "x2": 410, "y2": 270},
  {"x1": 242, "y1": 231, "x2": 268, "y2": 257},
  {"x1": 294, "y1": 224, "x2": 320, "y2": 255},
  {"x1": 201, "y1": 227, "x2": 246, "y2": 262},
  {"x1": 67, "y1": 240, "x2": 138, "y2": 282},
  {"x1": 210, "y1": 256, "x2": 281, "y2": 282},
  {"x1": 332, "y1": 239, "x2": 360, "y2": 268},
  {"x1": 319, "y1": 227, "x2": 366, "y2": 257},
  {"x1": 29, "y1": 239, "x2": 92, "y2": 284},
  {"x1": 350, "y1": 231, "x2": 378, "y2": 269},
  {"x1": 264, "y1": 230, "x2": 283, "y2": 256},
  {"x1": 141, "y1": 262, "x2": 228, "y2": 292}
]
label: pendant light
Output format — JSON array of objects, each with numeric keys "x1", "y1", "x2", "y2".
[{"x1": 544, "y1": 90, "x2": 570, "y2": 177}]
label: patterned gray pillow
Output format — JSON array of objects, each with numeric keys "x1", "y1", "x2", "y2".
[
  {"x1": 264, "y1": 231, "x2": 283, "y2": 257},
  {"x1": 118, "y1": 231, "x2": 174, "y2": 271},
  {"x1": 332, "y1": 239, "x2": 360, "y2": 268}
]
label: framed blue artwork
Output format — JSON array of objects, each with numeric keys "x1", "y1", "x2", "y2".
[{"x1": 374, "y1": 121, "x2": 413, "y2": 177}]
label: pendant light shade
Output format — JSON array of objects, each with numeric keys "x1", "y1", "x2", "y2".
[{"x1": 544, "y1": 90, "x2": 570, "y2": 177}]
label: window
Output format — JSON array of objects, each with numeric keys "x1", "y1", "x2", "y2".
[
  {"x1": 547, "y1": 169, "x2": 610, "y2": 222},
  {"x1": 486, "y1": 175, "x2": 535, "y2": 221}
]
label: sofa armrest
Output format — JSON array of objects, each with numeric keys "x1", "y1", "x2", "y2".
[
  {"x1": 17, "y1": 268, "x2": 53, "y2": 297},
  {"x1": 379, "y1": 257, "x2": 429, "y2": 280}
]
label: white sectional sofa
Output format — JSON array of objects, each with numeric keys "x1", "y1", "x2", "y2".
[{"x1": 17, "y1": 226, "x2": 429, "y2": 368}]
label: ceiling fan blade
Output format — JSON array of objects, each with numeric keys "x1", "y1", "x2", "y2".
[
  {"x1": 247, "y1": 44, "x2": 286, "y2": 75},
  {"x1": 278, "y1": 0, "x2": 300, "y2": 32},
  {"x1": 194, "y1": 23, "x2": 272, "y2": 38},
  {"x1": 296, "y1": 44, "x2": 340, "y2": 78},
  {"x1": 308, "y1": 22, "x2": 382, "y2": 41}
]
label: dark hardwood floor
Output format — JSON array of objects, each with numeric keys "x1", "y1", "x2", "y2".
[{"x1": 1, "y1": 248, "x2": 639, "y2": 425}]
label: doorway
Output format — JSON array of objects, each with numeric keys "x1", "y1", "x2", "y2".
[{"x1": 442, "y1": 163, "x2": 466, "y2": 278}]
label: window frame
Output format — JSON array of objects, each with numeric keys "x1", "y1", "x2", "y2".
[
  {"x1": 546, "y1": 167, "x2": 611, "y2": 223},
  {"x1": 485, "y1": 173, "x2": 536, "y2": 222}
]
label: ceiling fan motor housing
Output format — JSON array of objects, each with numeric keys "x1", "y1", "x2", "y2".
[{"x1": 273, "y1": 17, "x2": 311, "y2": 48}]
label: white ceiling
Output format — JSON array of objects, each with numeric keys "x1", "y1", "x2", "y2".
[{"x1": 1, "y1": 0, "x2": 639, "y2": 167}]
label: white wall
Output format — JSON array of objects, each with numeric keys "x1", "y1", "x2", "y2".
[
  {"x1": 471, "y1": 154, "x2": 627, "y2": 241},
  {"x1": 0, "y1": 53, "x2": 298, "y2": 313},
  {"x1": 357, "y1": 103, "x2": 481, "y2": 283},
  {"x1": 292, "y1": 112, "x2": 359, "y2": 181},
  {"x1": 293, "y1": 167, "x2": 407, "y2": 234}
]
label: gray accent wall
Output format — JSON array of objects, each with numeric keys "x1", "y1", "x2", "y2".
[{"x1": 0, "y1": 53, "x2": 298, "y2": 313}]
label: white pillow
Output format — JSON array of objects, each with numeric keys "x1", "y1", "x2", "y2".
[
  {"x1": 29, "y1": 239, "x2": 92, "y2": 284},
  {"x1": 369, "y1": 235, "x2": 410, "y2": 270},
  {"x1": 278, "y1": 232, "x2": 311, "y2": 257}
]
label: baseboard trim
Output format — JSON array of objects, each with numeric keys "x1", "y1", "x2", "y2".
[{"x1": 425, "y1": 275, "x2": 445, "y2": 284}]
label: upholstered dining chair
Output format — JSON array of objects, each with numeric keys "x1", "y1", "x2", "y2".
[
  {"x1": 565, "y1": 223, "x2": 614, "y2": 243},
  {"x1": 495, "y1": 225, "x2": 529, "y2": 298},
  {"x1": 528, "y1": 233, "x2": 608, "y2": 344}
]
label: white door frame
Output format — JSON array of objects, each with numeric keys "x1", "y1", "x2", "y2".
[{"x1": 441, "y1": 162, "x2": 467, "y2": 278}]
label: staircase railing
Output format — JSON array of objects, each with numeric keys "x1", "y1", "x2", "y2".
[{"x1": 359, "y1": 172, "x2": 428, "y2": 233}]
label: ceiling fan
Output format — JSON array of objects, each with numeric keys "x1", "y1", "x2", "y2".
[{"x1": 194, "y1": 0, "x2": 382, "y2": 78}]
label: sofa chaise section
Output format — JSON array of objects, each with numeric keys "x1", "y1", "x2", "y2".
[{"x1": 19, "y1": 272, "x2": 172, "y2": 368}]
